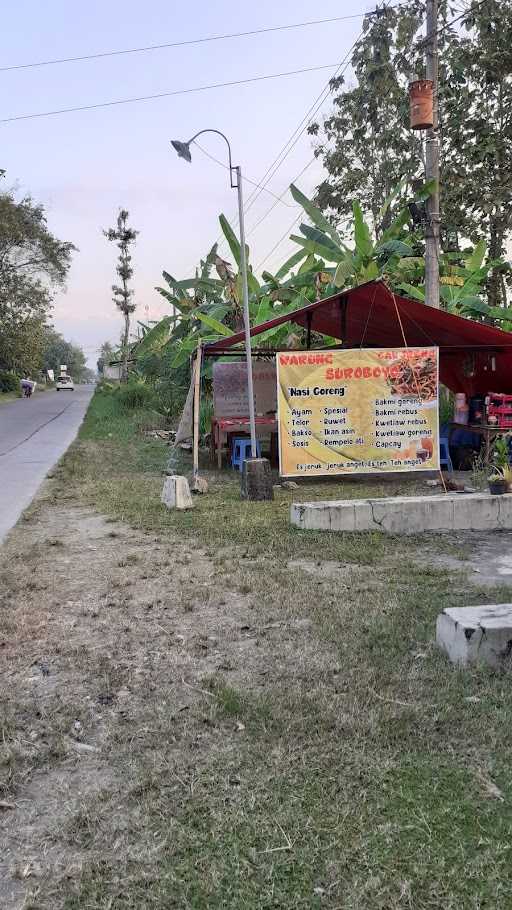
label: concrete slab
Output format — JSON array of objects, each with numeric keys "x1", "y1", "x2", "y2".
[
  {"x1": 436, "y1": 605, "x2": 512, "y2": 668},
  {"x1": 290, "y1": 493, "x2": 512, "y2": 535}
]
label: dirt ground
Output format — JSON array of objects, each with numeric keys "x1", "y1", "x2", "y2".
[
  {"x1": 0, "y1": 492, "x2": 339, "y2": 909},
  {"x1": 2, "y1": 460, "x2": 512, "y2": 907}
]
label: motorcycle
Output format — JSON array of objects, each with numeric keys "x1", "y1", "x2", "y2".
[{"x1": 21, "y1": 381, "x2": 34, "y2": 398}]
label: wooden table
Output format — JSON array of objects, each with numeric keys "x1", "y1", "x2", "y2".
[
  {"x1": 448, "y1": 422, "x2": 504, "y2": 466},
  {"x1": 211, "y1": 416, "x2": 278, "y2": 468}
]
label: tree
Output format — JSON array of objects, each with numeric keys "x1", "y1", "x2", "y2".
[
  {"x1": 0, "y1": 181, "x2": 75, "y2": 373},
  {"x1": 440, "y1": 0, "x2": 512, "y2": 306},
  {"x1": 104, "y1": 210, "x2": 138, "y2": 381},
  {"x1": 310, "y1": 1, "x2": 512, "y2": 307},
  {"x1": 309, "y1": 3, "x2": 424, "y2": 234},
  {"x1": 41, "y1": 327, "x2": 88, "y2": 381},
  {"x1": 97, "y1": 340, "x2": 115, "y2": 375}
]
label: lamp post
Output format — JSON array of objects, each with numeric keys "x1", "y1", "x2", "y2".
[{"x1": 171, "y1": 130, "x2": 257, "y2": 459}]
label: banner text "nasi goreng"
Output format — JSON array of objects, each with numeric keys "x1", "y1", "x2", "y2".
[{"x1": 276, "y1": 347, "x2": 439, "y2": 477}]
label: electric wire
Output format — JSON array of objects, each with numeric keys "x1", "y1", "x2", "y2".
[
  {"x1": 416, "y1": 0, "x2": 489, "y2": 47},
  {"x1": 255, "y1": 211, "x2": 304, "y2": 274},
  {"x1": 240, "y1": 35, "x2": 361, "y2": 219},
  {"x1": 0, "y1": 12, "x2": 388, "y2": 73},
  {"x1": 193, "y1": 141, "x2": 297, "y2": 209},
  {"x1": 203, "y1": 29, "x2": 361, "y2": 269},
  {"x1": 0, "y1": 63, "x2": 344, "y2": 124}
]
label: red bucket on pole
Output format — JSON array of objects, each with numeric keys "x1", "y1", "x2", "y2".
[{"x1": 409, "y1": 79, "x2": 434, "y2": 130}]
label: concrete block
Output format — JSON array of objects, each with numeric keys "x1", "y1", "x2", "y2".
[
  {"x1": 290, "y1": 492, "x2": 512, "y2": 535},
  {"x1": 436, "y1": 605, "x2": 512, "y2": 668},
  {"x1": 161, "y1": 475, "x2": 194, "y2": 510}
]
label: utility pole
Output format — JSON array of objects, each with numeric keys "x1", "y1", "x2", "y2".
[{"x1": 424, "y1": 0, "x2": 440, "y2": 308}]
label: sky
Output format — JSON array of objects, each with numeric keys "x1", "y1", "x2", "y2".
[{"x1": 2, "y1": 1, "x2": 373, "y2": 368}]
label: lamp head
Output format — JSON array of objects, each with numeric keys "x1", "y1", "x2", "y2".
[{"x1": 171, "y1": 139, "x2": 192, "y2": 162}]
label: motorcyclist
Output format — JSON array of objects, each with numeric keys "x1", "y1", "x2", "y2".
[{"x1": 20, "y1": 376, "x2": 34, "y2": 398}]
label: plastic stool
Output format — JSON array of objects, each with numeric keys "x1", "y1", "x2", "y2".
[
  {"x1": 439, "y1": 437, "x2": 453, "y2": 473},
  {"x1": 231, "y1": 436, "x2": 261, "y2": 471}
]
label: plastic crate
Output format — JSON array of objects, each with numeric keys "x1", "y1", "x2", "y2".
[{"x1": 487, "y1": 393, "x2": 512, "y2": 428}]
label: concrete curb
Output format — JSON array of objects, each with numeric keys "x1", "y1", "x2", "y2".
[{"x1": 290, "y1": 492, "x2": 512, "y2": 534}]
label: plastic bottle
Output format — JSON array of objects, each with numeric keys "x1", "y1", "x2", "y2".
[{"x1": 454, "y1": 393, "x2": 469, "y2": 425}]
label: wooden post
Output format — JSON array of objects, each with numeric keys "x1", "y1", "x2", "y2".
[{"x1": 191, "y1": 342, "x2": 208, "y2": 493}]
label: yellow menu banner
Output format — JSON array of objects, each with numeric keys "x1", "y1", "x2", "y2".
[{"x1": 277, "y1": 347, "x2": 439, "y2": 477}]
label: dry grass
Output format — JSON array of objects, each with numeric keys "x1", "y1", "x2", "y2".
[{"x1": 1, "y1": 390, "x2": 512, "y2": 909}]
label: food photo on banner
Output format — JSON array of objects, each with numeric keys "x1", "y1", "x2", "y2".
[{"x1": 276, "y1": 347, "x2": 439, "y2": 477}]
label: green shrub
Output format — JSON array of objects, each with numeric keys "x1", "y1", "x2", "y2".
[
  {"x1": 0, "y1": 371, "x2": 19, "y2": 393},
  {"x1": 115, "y1": 379, "x2": 156, "y2": 411}
]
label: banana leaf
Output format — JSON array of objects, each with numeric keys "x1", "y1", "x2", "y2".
[
  {"x1": 459, "y1": 299, "x2": 491, "y2": 316},
  {"x1": 396, "y1": 256, "x2": 425, "y2": 270},
  {"x1": 298, "y1": 253, "x2": 318, "y2": 275},
  {"x1": 376, "y1": 240, "x2": 415, "y2": 258},
  {"x1": 162, "y1": 271, "x2": 194, "y2": 298},
  {"x1": 398, "y1": 282, "x2": 426, "y2": 302},
  {"x1": 352, "y1": 201, "x2": 373, "y2": 258},
  {"x1": 376, "y1": 175, "x2": 410, "y2": 226},
  {"x1": 358, "y1": 260, "x2": 379, "y2": 282},
  {"x1": 290, "y1": 183, "x2": 342, "y2": 246},
  {"x1": 334, "y1": 254, "x2": 355, "y2": 288},
  {"x1": 274, "y1": 249, "x2": 308, "y2": 280},
  {"x1": 155, "y1": 287, "x2": 195, "y2": 312},
  {"x1": 379, "y1": 207, "x2": 411, "y2": 243},
  {"x1": 135, "y1": 316, "x2": 172, "y2": 357},
  {"x1": 414, "y1": 178, "x2": 437, "y2": 201},
  {"x1": 488, "y1": 306, "x2": 512, "y2": 322},
  {"x1": 299, "y1": 224, "x2": 343, "y2": 256},
  {"x1": 290, "y1": 234, "x2": 343, "y2": 263},
  {"x1": 219, "y1": 214, "x2": 250, "y2": 270},
  {"x1": 194, "y1": 312, "x2": 234, "y2": 336},
  {"x1": 464, "y1": 238, "x2": 486, "y2": 273}
]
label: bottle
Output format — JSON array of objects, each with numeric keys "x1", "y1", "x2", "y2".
[{"x1": 454, "y1": 393, "x2": 468, "y2": 425}]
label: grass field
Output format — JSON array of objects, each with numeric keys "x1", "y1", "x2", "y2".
[{"x1": 2, "y1": 388, "x2": 512, "y2": 909}]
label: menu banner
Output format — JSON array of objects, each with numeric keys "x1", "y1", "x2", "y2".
[
  {"x1": 277, "y1": 347, "x2": 439, "y2": 477},
  {"x1": 213, "y1": 360, "x2": 277, "y2": 418}
]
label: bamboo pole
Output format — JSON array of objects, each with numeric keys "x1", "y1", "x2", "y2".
[{"x1": 191, "y1": 342, "x2": 208, "y2": 493}]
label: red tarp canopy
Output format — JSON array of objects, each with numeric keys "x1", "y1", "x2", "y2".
[{"x1": 205, "y1": 280, "x2": 512, "y2": 396}]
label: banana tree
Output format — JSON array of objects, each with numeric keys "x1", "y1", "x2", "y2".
[
  {"x1": 398, "y1": 239, "x2": 511, "y2": 324},
  {"x1": 285, "y1": 182, "x2": 438, "y2": 294}
]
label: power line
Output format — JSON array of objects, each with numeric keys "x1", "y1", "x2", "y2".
[
  {"x1": 255, "y1": 212, "x2": 304, "y2": 274},
  {"x1": 0, "y1": 63, "x2": 342, "y2": 124},
  {"x1": 241, "y1": 36, "x2": 360, "y2": 219},
  {"x1": 205, "y1": 30, "x2": 360, "y2": 268},
  {"x1": 0, "y1": 12, "x2": 388, "y2": 73},
  {"x1": 416, "y1": 0, "x2": 489, "y2": 47},
  {"x1": 241, "y1": 33, "x2": 361, "y2": 242},
  {"x1": 193, "y1": 141, "x2": 297, "y2": 209},
  {"x1": 246, "y1": 156, "x2": 315, "y2": 238}
]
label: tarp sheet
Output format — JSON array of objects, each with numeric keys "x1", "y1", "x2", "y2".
[{"x1": 204, "y1": 280, "x2": 512, "y2": 396}]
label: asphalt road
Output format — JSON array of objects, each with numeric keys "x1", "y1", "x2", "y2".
[{"x1": 0, "y1": 385, "x2": 94, "y2": 542}]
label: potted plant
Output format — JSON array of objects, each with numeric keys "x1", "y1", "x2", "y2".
[
  {"x1": 502, "y1": 464, "x2": 512, "y2": 493},
  {"x1": 488, "y1": 469, "x2": 508, "y2": 495},
  {"x1": 490, "y1": 435, "x2": 512, "y2": 493}
]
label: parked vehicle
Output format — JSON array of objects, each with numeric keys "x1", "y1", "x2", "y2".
[{"x1": 56, "y1": 375, "x2": 74, "y2": 391}]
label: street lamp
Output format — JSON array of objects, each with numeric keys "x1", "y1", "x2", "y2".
[{"x1": 170, "y1": 130, "x2": 257, "y2": 459}]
